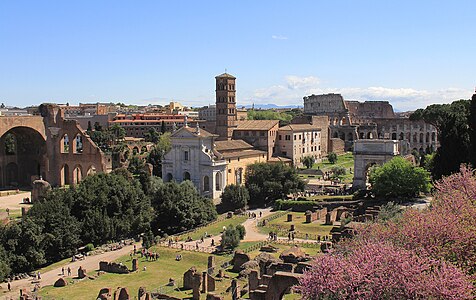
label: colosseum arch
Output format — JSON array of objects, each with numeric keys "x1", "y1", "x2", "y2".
[{"x1": 0, "y1": 126, "x2": 47, "y2": 188}]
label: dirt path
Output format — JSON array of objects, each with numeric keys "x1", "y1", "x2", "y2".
[
  {"x1": 0, "y1": 242, "x2": 139, "y2": 299},
  {"x1": 0, "y1": 191, "x2": 32, "y2": 211},
  {"x1": 242, "y1": 208, "x2": 273, "y2": 241}
]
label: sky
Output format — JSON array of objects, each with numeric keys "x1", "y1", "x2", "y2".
[{"x1": 0, "y1": 0, "x2": 475, "y2": 111}]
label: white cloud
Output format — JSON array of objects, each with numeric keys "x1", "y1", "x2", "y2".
[
  {"x1": 272, "y1": 35, "x2": 288, "y2": 40},
  {"x1": 243, "y1": 75, "x2": 472, "y2": 111}
]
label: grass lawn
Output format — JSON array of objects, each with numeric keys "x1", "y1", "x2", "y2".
[
  {"x1": 176, "y1": 215, "x2": 248, "y2": 241},
  {"x1": 40, "y1": 246, "x2": 235, "y2": 300},
  {"x1": 40, "y1": 242, "x2": 317, "y2": 300},
  {"x1": 244, "y1": 242, "x2": 321, "y2": 259},
  {"x1": 259, "y1": 212, "x2": 333, "y2": 240},
  {"x1": 300, "y1": 152, "x2": 355, "y2": 183}
]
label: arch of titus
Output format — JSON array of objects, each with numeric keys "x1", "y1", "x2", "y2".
[{"x1": 352, "y1": 139, "x2": 402, "y2": 190}]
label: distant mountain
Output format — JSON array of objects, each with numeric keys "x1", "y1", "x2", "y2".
[{"x1": 241, "y1": 103, "x2": 301, "y2": 109}]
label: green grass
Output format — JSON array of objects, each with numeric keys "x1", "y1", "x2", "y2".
[
  {"x1": 7, "y1": 209, "x2": 22, "y2": 219},
  {"x1": 299, "y1": 152, "x2": 355, "y2": 183},
  {"x1": 244, "y1": 242, "x2": 321, "y2": 259},
  {"x1": 37, "y1": 257, "x2": 72, "y2": 274},
  {"x1": 40, "y1": 246, "x2": 232, "y2": 300},
  {"x1": 40, "y1": 241, "x2": 317, "y2": 300},
  {"x1": 259, "y1": 212, "x2": 332, "y2": 240},
  {"x1": 176, "y1": 215, "x2": 248, "y2": 241}
]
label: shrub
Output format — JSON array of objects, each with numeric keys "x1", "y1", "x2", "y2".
[{"x1": 84, "y1": 243, "x2": 94, "y2": 252}]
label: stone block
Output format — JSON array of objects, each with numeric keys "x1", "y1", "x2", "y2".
[{"x1": 53, "y1": 277, "x2": 68, "y2": 287}]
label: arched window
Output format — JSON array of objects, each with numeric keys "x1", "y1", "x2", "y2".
[
  {"x1": 426, "y1": 132, "x2": 430, "y2": 143},
  {"x1": 399, "y1": 132, "x2": 404, "y2": 140},
  {"x1": 367, "y1": 132, "x2": 373, "y2": 139},
  {"x1": 215, "y1": 172, "x2": 222, "y2": 191},
  {"x1": 183, "y1": 171, "x2": 191, "y2": 181},
  {"x1": 359, "y1": 132, "x2": 364, "y2": 139},
  {"x1": 61, "y1": 134, "x2": 69, "y2": 153},
  {"x1": 235, "y1": 168, "x2": 243, "y2": 185},
  {"x1": 166, "y1": 173, "x2": 173, "y2": 182},
  {"x1": 75, "y1": 135, "x2": 83, "y2": 153},
  {"x1": 419, "y1": 133, "x2": 424, "y2": 143},
  {"x1": 62, "y1": 164, "x2": 70, "y2": 185},
  {"x1": 203, "y1": 176, "x2": 210, "y2": 192},
  {"x1": 73, "y1": 165, "x2": 82, "y2": 184},
  {"x1": 87, "y1": 165, "x2": 96, "y2": 176},
  {"x1": 413, "y1": 133, "x2": 418, "y2": 142},
  {"x1": 431, "y1": 132, "x2": 436, "y2": 142}
]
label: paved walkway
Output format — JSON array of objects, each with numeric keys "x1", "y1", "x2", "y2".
[
  {"x1": 0, "y1": 242, "x2": 139, "y2": 299},
  {"x1": 0, "y1": 191, "x2": 31, "y2": 210}
]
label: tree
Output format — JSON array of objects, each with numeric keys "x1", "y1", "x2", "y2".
[
  {"x1": 109, "y1": 123, "x2": 126, "y2": 144},
  {"x1": 150, "y1": 180, "x2": 217, "y2": 234},
  {"x1": 330, "y1": 166, "x2": 346, "y2": 181},
  {"x1": 147, "y1": 132, "x2": 171, "y2": 177},
  {"x1": 470, "y1": 92, "x2": 476, "y2": 168},
  {"x1": 4, "y1": 133, "x2": 16, "y2": 155},
  {"x1": 369, "y1": 157, "x2": 431, "y2": 198},
  {"x1": 67, "y1": 172, "x2": 152, "y2": 245},
  {"x1": 300, "y1": 240, "x2": 473, "y2": 300},
  {"x1": 302, "y1": 156, "x2": 315, "y2": 169},
  {"x1": 245, "y1": 162, "x2": 305, "y2": 206},
  {"x1": 144, "y1": 128, "x2": 161, "y2": 143},
  {"x1": 0, "y1": 245, "x2": 11, "y2": 282},
  {"x1": 220, "y1": 225, "x2": 246, "y2": 250},
  {"x1": 221, "y1": 184, "x2": 249, "y2": 211},
  {"x1": 327, "y1": 152, "x2": 337, "y2": 164},
  {"x1": 410, "y1": 100, "x2": 471, "y2": 178}
]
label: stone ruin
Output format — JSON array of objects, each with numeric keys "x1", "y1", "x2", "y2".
[
  {"x1": 53, "y1": 277, "x2": 68, "y2": 287},
  {"x1": 96, "y1": 287, "x2": 131, "y2": 300},
  {"x1": 78, "y1": 266, "x2": 87, "y2": 279},
  {"x1": 31, "y1": 178, "x2": 51, "y2": 202},
  {"x1": 138, "y1": 286, "x2": 151, "y2": 300},
  {"x1": 279, "y1": 246, "x2": 310, "y2": 264},
  {"x1": 183, "y1": 266, "x2": 198, "y2": 289},
  {"x1": 99, "y1": 261, "x2": 130, "y2": 274},
  {"x1": 231, "y1": 249, "x2": 250, "y2": 272},
  {"x1": 183, "y1": 265, "x2": 217, "y2": 299}
]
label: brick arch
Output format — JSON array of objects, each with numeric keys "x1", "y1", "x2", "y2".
[
  {"x1": 265, "y1": 272, "x2": 302, "y2": 300},
  {"x1": 0, "y1": 116, "x2": 47, "y2": 141}
]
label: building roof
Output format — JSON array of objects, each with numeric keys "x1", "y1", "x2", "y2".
[
  {"x1": 278, "y1": 124, "x2": 321, "y2": 132},
  {"x1": 170, "y1": 126, "x2": 217, "y2": 138},
  {"x1": 215, "y1": 73, "x2": 236, "y2": 79},
  {"x1": 214, "y1": 139, "x2": 254, "y2": 152},
  {"x1": 220, "y1": 149, "x2": 267, "y2": 159},
  {"x1": 235, "y1": 120, "x2": 279, "y2": 131},
  {"x1": 268, "y1": 156, "x2": 293, "y2": 163}
]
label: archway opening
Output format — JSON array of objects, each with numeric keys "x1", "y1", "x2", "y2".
[
  {"x1": 215, "y1": 172, "x2": 222, "y2": 191},
  {"x1": 203, "y1": 176, "x2": 210, "y2": 192},
  {"x1": 0, "y1": 126, "x2": 47, "y2": 188},
  {"x1": 166, "y1": 173, "x2": 173, "y2": 182},
  {"x1": 61, "y1": 164, "x2": 70, "y2": 186},
  {"x1": 183, "y1": 171, "x2": 191, "y2": 181}
]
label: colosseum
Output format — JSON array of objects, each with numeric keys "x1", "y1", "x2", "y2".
[{"x1": 303, "y1": 93, "x2": 438, "y2": 153}]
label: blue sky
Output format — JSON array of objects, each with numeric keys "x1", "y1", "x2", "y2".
[{"x1": 0, "y1": 0, "x2": 475, "y2": 111}]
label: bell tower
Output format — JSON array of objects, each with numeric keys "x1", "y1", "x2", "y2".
[{"x1": 215, "y1": 73, "x2": 237, "y2": 140}]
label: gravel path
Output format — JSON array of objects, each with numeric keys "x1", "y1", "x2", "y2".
[
  {"x1": 0, "y1": 191, "x2": 32, "y2": 210},
  {"x1": 0, "y1": 243, "x2": 139, "y2": 299}
]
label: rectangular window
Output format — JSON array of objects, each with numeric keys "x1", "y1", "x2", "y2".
[
  {"x1": 184, "y1": 151, "x2": 189, "y2": 161},
  {"x1": 279, "y1": 135, "x2": 282, "y2": 140},
  {"x1": 294, "y1": 135, "x2": 296, "y2": 140}
]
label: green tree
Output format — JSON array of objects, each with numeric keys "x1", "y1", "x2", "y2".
[
  {"x1": 245, "y1": 162, "x2": 305, "y2": 206},
  {"x1": 27, "y1": 196, "x2": 81, "y2": 263},
  {"x1": 302, "y1": 156, "x2": 315, "y2": 169},
  {"x1": 4, "y1": 133, "x2": 16, "y2": 155},
  {"x1": 328, "y1": 152, "x2": 338, "y2": 164},
  {"x1": 330, "y1": 166, "x2": 346, "y2": 180},
  {"x1": 147, "y1": 132, "x2": 171, "y2": 177},
  {"x1": 410, "y1": 100, "x2": 471, "y2": 178},
  {"x1": 0, "y1": 245, "x2": 11, "y2": 282},
  {"x1": 469, "y1": 93, "x2": 476, "y2": 168},
  {"x1": 67, "y1": 172, "x2": 152, "y2": 245},
  {"x1": 221, "y1": 184, "x2": 250, "y2": 210},
  {"x1": 109, "y1": 123, "x2": 126, "y2": 144},
  {"x1": 220, "y1": 225, "x2": 246, "y2": 250},
  {"x1": 369, "y1": 156, "x2": 431, "y2": 199},
  {"x1": 150, "y1": 180, "x2": 217, "y2": 234},
  {"x1": 144, "y1": 128, "x2": 161, "y2": 143}
]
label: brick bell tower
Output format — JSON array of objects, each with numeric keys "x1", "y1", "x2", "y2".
[{"x1": 215, "y1": 72, "x2": 237, "y2": 140}]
